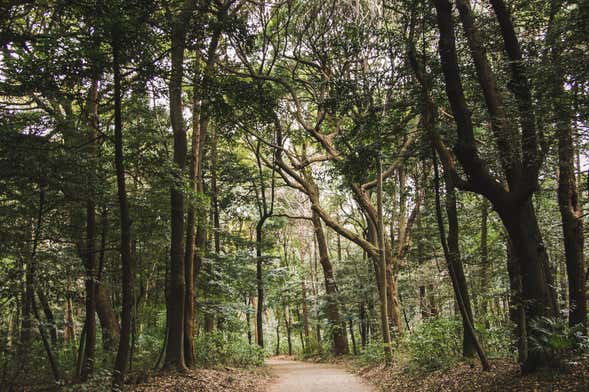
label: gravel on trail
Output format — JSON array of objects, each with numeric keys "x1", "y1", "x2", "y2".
[{"x1": 266, "y1": 358, "x2": 375, "y2": 392}]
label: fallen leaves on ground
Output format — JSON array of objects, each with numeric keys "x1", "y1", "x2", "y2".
[
  {"x1": 130, "y1": 366, "x2": 273, "y2": 392},
  {"x1": 356, "y1": 359, "x2": 589, "y2": 392}
]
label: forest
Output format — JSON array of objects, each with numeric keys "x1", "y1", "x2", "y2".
[{"x1": 1, "y1": 0, "x2": 588, "y2": 391}]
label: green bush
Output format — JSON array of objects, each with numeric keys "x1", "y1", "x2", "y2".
[
  {"x1": 358, "y1": 342, "x2": 385, "y2": 366},
  {"x1": 528, "y1": 316, "x2": 589, "y2": 366},
  {"x1": 195, "y1": 332, "x2": 265, "y2": 368},
  {"x1": 476, "y1": 320, "x2": 513, "y2": 359},
  {"x1": 406, "y1": 316, "x2": 462, "y2": 370}
]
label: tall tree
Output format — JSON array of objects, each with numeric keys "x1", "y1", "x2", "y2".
[
  {"x1": 112, "y1": 22, "x2": 134, "y2": 386},
  {"x1": 164, "y1": 0, "x2": 198, "y2": 371},
  {"x1": 431, "y1": 0, "x2": 558, "y2": 371},
  {"x1": 548, "y1": 0, "x2": 587, "y2": 333}
]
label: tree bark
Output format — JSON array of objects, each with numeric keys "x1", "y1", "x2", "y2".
[
  {"x1": 36, "y1": 288, "x2": 57, "y2": 346},
  {"x1": 376, "y1": 157, "x2": 393, "y2": 363},
  {"x1": 548, "y1": 0, "x2": 587, "y2": 333},
  {"x1": 432, "y1": 0, "x2": 557, "y2": 372},
  {"x1": 444, "y1": 171, "x2": 475, "y2": 357},
  {"x1": 479, "y1": 198, "x2": 490, "y2": 325},
  {"x1": 163, "y1": 1, "x2": 197, "y2": 371},
  {"x1": 183, "y1": 66, "x2": 201, "y2": 368},
  {"x1": 433, "y1": 149, "x2": 490, "y2": 370},
  {"x1": 81, "y1": 79, "x2": 99, "y2": 380},
  {"x1": 112, "y1": 28, "x2": 134, "y2": 386},
  {"x1": 311, "y1": 210, "x2": 349, "y2": 355},
  {"x1": 96, "y1": 286, "x2": 120, "y2": 350},
  {"x1": 256, "y1": 218, "x2": 266, "y2": 348}
]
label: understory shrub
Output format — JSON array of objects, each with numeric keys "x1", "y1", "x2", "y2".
[
  {"x1": 358, "y1": 342, "x2": 385, "y2": 366},
  {"x1": 195, "y1": 331, "x2": 265, "y2": 368},
  {"x1": 528, "y1": 316, "x2": 589, "y2": 367},
  {"x1": 406, "y1": 316, "x2": 462, "y2": 370}
]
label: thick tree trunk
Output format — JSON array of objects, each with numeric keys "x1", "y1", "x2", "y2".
[
  {"x1": 96, "y1": 286, "x2": 120, "y2": 350},
  {"x1": 432, "y1": 0, "x2": 556, "y2": 372},
  {"x1": 549, "y1": 3, "x2": 587, "y2": 331},
  {"x1": 311, "y1": 210, "x2": 349, "y2": 355},
  {"x1": 164, "y1": 9, "x2": 191, "y2": 371},
  {"x1": 498, "y1": 202, "x2": 559, "y2": 371},
  {"x1": 112, "y1": 30, "x2": 134, "y2": 386},
  {"x1": 506, "y1": 238, "x2": 527, "y2": 364}
]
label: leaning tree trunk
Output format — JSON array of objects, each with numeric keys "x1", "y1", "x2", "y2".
[
  {"x1": 433, "y1": 150, "x2": 490, "y2": 370},
  {"x1": 444, "y1": 174, "x2": 475, "y2": 358},
  {"x1": 432, "y1": 0, "x2": 557, "y2": 372},
  {"x1": 311, "y1": 210, "x2": 349, "y2": 355}
]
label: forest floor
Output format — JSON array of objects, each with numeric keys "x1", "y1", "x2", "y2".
[
  {"x1": 319, "y1": 357, "x2": 589, "y2": 392},
  {"x1": 129, "y1": 366, "x2": 273, "y2": 392}
]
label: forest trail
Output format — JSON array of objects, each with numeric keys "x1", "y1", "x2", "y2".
[{"x1": 266, "y1": 358, "x2": 375, "y2": 392}]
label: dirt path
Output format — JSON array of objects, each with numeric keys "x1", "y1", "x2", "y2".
[{"x1": 266, "y1": 358, "x2": 375, "y2": 392}]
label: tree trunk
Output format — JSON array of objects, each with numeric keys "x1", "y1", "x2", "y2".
[
  {"x1": 183, "y1": 66, "x2": 202, "y2": 367},
  {"x1": 359, "y1": 302, "x2": 367, "y2": 348},
  {"x1": 433, "y1": 150, "x2": 490, "y2": 370},
  {"x1": 285, "y1": 308, "x2": 292, "y2": 356},
  {"x1": 432, "y1": 0, "x2": 557, "y2": 372},
  {"x1": 376, "y1": 157, "x2": 393, "y2": 363},
  {"x1": 164, "y1": 9, "x2": 191, "y2": 371},
  {"x1": 275, "y1": 321, "x2": 280, "y2": 355},
  {"x1": 498, "y1": 201, "x2": 559, "y2": 371},
  {"x1": 36, "y1": 288, "x2": 57, "y2": 346},
  {"x1": 479, "y1": 198, "x2": 490, "y2": 326},
  {"x1": 300, "y1": 273, "x2": 310, "y2": 345},
  {"x1": 506, "y1": 237, "x2": 527, "y2": 364},
  {"x1": 311, "y1": 210, "x2": 349, "y2": 355},
  {"x1": 349, "y1": 319, "x2": 357, "y2": 355},
  {"x1": 81, "y1": 79, "x2": 99, "y2": 380},
  {"x1": 64, "y1": 294, "x2": 76, "y2": 344},
  {"x1": 256, "y1": 219, "x2": 266, "y2": 348},
  {"x1": 444, "y1": 176, "x2": 475, "y2": 358},
  {"x1": 550, "y1": 2, "x2": 587, "y2": 331},
  {"x1": 246, "y1": 296, "x2": 252, "y2": 345},
  {"x1": 96, "y1": 286, "x2": 120, "y2": 350},
  {"x1": 112, "y1": 29, "x2": 134, "y2": 386}
]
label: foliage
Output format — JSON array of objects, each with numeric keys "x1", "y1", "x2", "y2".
[
  {"x1": 528, "y1": 317, "x2": 589, "y2": 367},
  {"x1": 405, "y1": 317, "x2": 463, "y2": 370},
  {"x1": 195, "y1": 332, "x2": 265, "y2": 368},
  {"x1": 358, "y1": 342, "x2": 386, "y2": 366}
]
